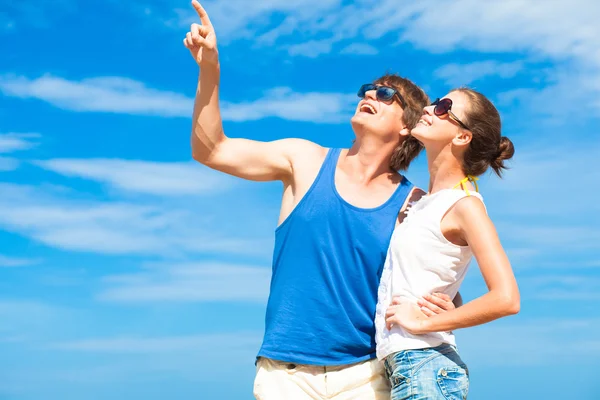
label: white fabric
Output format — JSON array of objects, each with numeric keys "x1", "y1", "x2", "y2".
[
  {"x1": 253, "y1": 357, "x2": 390, "y2": 400},
  {"x1": 375, "y1": 189, "x2": 484, "y2": 360}
]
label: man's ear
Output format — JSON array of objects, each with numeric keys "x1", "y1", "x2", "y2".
[
  {"x1": 453, "y1": 129, "x2": 472, "y2": 147},
  {"x1": 399, "y1": 126, "x2": 410, "y2": 137}
]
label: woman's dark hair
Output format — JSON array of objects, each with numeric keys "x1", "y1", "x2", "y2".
[{"x1": 453, "y1": 88, "x2": 515, "y2": 177}]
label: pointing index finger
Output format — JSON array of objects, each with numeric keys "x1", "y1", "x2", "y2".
[{"x1": 191, "y1": 0, "x2": 213, "y2": 29}]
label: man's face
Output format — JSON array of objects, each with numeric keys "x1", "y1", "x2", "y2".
[{"x1": 351, "y1": 83, "x2": 405, "y2": 141}]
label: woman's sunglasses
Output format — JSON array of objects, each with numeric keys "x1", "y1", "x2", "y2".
[
  {"x1": 357, "y1": 84, "x2": 406, "y2": 108},
  {"x1": 431, "y1": 98, "x2": 470, "y2": 130}
]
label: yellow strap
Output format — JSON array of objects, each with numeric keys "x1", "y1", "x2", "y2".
[{"x1": 453, "y1": 175, "x2": 479, "y2": 196}]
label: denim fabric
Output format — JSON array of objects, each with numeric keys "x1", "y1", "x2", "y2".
[{"x1": 383, "y1": 344, "x2": 469, "y2": 400}]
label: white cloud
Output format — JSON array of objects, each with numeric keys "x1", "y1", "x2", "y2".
[
  {"x1": 499, "y1": 225, "x2": 600, "y2": 253},
  {"x1": 1, "y1": 75, "x2": 354, "y2": 123},
  {"x1": 49, "y1": 331, "x2": 262, "y2": 353},
  {"x1": 520, "y1": 274, "x2": 600, "y2": 300},
  {"x1": 287, "y1": 39, "x2": 334, "y2": 58},
  {"x1": 0, "y1": 300, "x2": 70, "y2": 339},
  {"x1": 0, "y1": 300, "x2": 59, "y2": 318},
  {"x1": 33, "y1": 159, "x2": 237, "y2": 196},
  {"x1": 468, "y1": 141, "x2": 600, "y2": 278},
  {"x1": 159, "y1": 0, "x2": 600, "y2": 114},
  {"x1": 0, "y1": 183, "x2": 272, "y2": 257},
  {"x1": 97, "y1": 262, "x2": 270, "y2": 303},
  {"x1": 256, "y1": 16, "x2": 301, "y2": 46},
  {"x1": 0, "y1": 133, "x2": 39, "y2": 153},
  {"x1": 0, "y1": 255, "x2": 39, "y2": 268},
  {"x1": 0, "y1": 75, "x2": 193, "y2": 117},
  {"x1": 28, "y1": 331, "x2": 263, "y2": 386},
  {"x1": 460, "y1": 317, "x2": 600, "y2": 366},
  {"x1": 396, "y1": 1, "x2": 600, "y2": 114},
  {"x1": 160, "y1": 0, "x2": 600, "y2": 69},
  {"x1": 483, "y1": 140, "x2": 600, "y2": 217},
  {"x1": 3, "y1": 330, "x2": 262, "y2": 391},
  {"x1": 0, "y1": 134, "x2": 39, "y2": 171},
  {"x1": 398, "y1": 1, "x2": 600, "y2": 67},
  {"x1": 166, "y1": 0, "x2": 342, "y2": 43},
  {"x1": 434, "y1": 61, "x2": 524, "y2": 87},
  {"x1": 221, "y1": 87, "x2": 354, "y2": 123},
  {"x1": 339, "y1": 43, "x2": 379, "y2": 56}
]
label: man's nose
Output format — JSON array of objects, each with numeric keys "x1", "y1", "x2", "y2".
[{"x1": 365, "y1": 90, "x2": 377, "y2": 100}]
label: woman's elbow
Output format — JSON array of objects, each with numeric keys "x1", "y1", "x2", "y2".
[
  {"x1": 499, "y1": 293, "x2": 520, "y2": 316},
  {"x1": 506, "y1": 298, "x2": 520, "y2": 315}
]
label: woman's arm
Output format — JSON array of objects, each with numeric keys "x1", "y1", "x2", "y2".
[{"x1": 385, "y1": 196, "x2": 520, "y2": 334}]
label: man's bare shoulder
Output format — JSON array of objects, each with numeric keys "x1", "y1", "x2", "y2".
[{"x1": 282, "y1": 138, "x2": 328, "y2": 166}]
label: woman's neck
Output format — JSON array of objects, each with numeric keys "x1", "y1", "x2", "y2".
[{"x1": 426, "y1": 145, "x2": 469, "y2": 194}]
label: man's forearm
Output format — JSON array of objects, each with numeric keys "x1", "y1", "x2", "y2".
[{"x1": 191, "y1": 64, "x2": 225, "y2": 164}]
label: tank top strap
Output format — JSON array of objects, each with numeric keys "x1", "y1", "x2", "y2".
[
  {"x1": 424, "y1": 190, "x2": 484, "y2": 224},
  {"x1": 387, "y1": 175, "x2": 414, "y2": 211},
  {"x1": 320, "y1": 147, "x2": 342, "y2": 179}
]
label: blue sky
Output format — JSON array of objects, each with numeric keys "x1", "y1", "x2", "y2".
[{"x1": 1, "y1": 0, "x2": 599, "y2": 399}]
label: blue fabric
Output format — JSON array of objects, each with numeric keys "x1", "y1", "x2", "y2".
[
  {"x1": 257, "y1": 148, "x2": 413, "y2": 365},
  {"x1": 383, "y1": 344, "x2": 469, "y2": 400}
]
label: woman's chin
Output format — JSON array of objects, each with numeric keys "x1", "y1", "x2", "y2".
[{"x1": 409, "y1": 126, "x2": 424, "y2": 140}]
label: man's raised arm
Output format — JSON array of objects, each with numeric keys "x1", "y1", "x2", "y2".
[{"x1": 184, "y1": 0, "x2": 309, "y2": 182}]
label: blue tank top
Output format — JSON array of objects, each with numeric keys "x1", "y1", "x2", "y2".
[{"x1": 257, "y1": 148, "x2": 414, "y2": 365}]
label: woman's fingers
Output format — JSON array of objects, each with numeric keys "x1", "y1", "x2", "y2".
[
  {"x1": 419, "y1": 306, "x2": 436, "y2": 317},
  {"x1": 418, "y1": 294, "x2": 445, "y2": 314}
]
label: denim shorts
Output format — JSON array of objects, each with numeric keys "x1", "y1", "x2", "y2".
[{"x1": 383, "y1": 343, "x2": 469, "y2": 400}]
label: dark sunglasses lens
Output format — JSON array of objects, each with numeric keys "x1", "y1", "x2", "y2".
[
  {"x1": 376, "y1": 87, "x2": 395, "y2": 101},
  {"x1": 434, "y1": 98, "x2": 452, "y2": 116},
  {"x1": 357, "y1": 84, "x2": 375, "y2": 98}
]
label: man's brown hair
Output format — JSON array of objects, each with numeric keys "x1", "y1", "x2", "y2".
[{"x1": 373, "y1": 74, "x2": 429, "y2": 171}]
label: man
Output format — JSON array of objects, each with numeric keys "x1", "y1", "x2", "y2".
[{"x1": 183, "y1": 1, "x2": 457, "y2": 399}]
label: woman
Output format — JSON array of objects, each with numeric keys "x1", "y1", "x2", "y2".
[{"x1": 375, "y1": 88, "x2": 520, "y2": 400}]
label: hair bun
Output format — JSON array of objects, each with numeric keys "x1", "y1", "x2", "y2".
[
  {"x1": 496, "y1": 137, "x2": 515, "y2": 161},
  {"x1": 491, "y1": 136, "x2": 515, "y2": 176}
]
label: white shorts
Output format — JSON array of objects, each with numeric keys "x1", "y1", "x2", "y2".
[{"x1": 253, "y1": 357, "x2": 390, "y2": 400}]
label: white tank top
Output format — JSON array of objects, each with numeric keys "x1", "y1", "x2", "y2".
[{"x1": 375, "y1": 189, "x2": 485, "y2": 360}]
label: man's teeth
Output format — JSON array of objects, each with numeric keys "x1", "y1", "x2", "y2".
[
  {"x1": 419, "y1": 119, "x2": 430, "y2": 126},
  {"x1": 361, "y1": 104, "x2": 376, "y2": 114}
]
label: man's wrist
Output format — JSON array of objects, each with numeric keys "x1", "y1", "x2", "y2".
[{"x1": 199, "y1": 61, "x2": 220, "y2": 76}]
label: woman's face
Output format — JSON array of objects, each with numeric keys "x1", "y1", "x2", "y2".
[{"x1": 411, "y1": 91, "x2": 470, "y2": 146}]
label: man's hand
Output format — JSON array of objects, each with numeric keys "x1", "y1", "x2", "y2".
[
  {"x1": 183, "y1": 0, "x2": 219, "y2": 67},
  {"x1": 417, "y1": 292, "x2": 455, "y2": 317},
  {"x1": 385, "y1": 298, "x2": 428, "y2": 335}
]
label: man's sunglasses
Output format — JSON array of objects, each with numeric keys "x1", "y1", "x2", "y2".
[
  {"x1": 431, "y1": 98, "x2": 470, "y2": 130},
  {"x1": 358, "y1": 84, "x2": 406, "y2": 108}
]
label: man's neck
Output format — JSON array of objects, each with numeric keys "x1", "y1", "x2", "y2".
[{"x1": 342, "y1": 136, "x2": 398, "y2": 184}]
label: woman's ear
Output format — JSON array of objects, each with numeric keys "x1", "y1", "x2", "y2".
[
  {"x1": 399, "y1": 126, "x2": 410, "y2": 137},
  {"x1": 453, "y1": 129, "x2": 472, "y2": 147}
]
